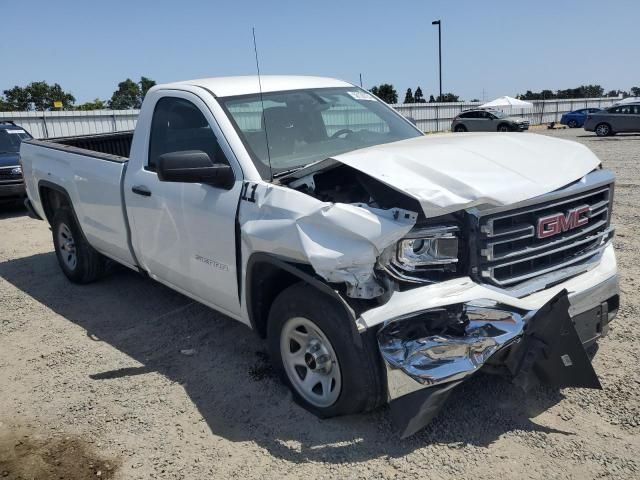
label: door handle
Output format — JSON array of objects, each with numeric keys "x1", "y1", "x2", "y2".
[{"x1": 132, "y1": 185, "x2": 152, "y2": 197}]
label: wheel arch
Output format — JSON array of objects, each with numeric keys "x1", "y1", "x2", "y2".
[
  {"x1": 245, "y1": 252, "x2": 363, "y2": 346},
  {"x1": 38, "y1": 180, "x2": 90, "y2": 245}
]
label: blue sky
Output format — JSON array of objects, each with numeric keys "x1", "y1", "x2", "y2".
[{"x1": 1, "y1": 0, "x2": 638, "y2": 103}]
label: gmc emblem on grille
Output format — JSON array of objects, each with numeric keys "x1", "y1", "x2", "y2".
[{"x1": 536, "y1": 205, "x2": 590, "y2": 239}]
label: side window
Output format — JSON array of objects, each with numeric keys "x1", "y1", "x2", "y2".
[
  {"x1": 479, "y1": 111, "x2": 492, "y2": 119},
  {"x1": 148, "y1": 97, "x2": 228, "y2": 171},
  {"x1": 458, "y1": 112, "x2": 472, "y2": 119},
  {"x1": 631, "y1": 105, "x2": 640, "y2": 115}
]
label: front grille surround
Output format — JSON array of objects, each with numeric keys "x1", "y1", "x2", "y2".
[{"x1": 474, "y1": 177, "x2": 614, "y2": 292}]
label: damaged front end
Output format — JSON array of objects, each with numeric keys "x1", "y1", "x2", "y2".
[{"x1": 379, "y1": 290, "x2": 602, "y2": 438}]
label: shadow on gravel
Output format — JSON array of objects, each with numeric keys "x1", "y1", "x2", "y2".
[
  {"x1": 577, "y1": 134, "x2": 640, "y2": 139},
  {"x1": 0, "y1": 252, "x2": 572, "y2": 464}
]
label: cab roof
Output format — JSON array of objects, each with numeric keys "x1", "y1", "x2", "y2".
[{"x1": 160, "y1": 75, "x2": 354, "y2": 98}]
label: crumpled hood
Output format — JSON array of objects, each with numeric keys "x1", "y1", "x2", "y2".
[{"x1": 332, "y1": 133, "x2": 601, "y2": 217}]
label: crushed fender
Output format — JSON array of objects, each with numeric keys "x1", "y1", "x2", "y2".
[{"x1": 239, "y1": 182, "x2": 417, "y2": 298}]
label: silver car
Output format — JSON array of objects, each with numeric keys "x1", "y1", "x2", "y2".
[
  {"x1": 584, "y1": 102, "x2": 640, "y2": 136},
  {"x1": 451, "y1": 109, "x2": 529, "y2": 132}
]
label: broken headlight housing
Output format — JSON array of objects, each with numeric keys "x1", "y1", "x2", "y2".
[{"x1": 382, "y1": 226, "x2": 460, "y2": 283}]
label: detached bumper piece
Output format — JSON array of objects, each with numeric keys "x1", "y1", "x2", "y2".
[{"x1": 379, "y1": 290, "x2": 602, "y2": 438}]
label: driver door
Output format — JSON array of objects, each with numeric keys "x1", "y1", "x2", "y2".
[{"x1": 125, "y1": 92, "x2": 244, "y2": 318}]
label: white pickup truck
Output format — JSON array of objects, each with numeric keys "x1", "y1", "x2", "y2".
[{"x1": 21, "y1": 76, "x2": 619, "y2": 437}]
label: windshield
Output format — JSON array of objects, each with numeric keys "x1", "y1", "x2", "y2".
[
  {"x1": 490, "y1": 110, "x2": 508, "y2": 119},
  {"x1": 219, "y1": 87, "x2": 422, "y2": 178},
  {"x1": 0, "y1": 128, "x2": 32, "y2": 154}
]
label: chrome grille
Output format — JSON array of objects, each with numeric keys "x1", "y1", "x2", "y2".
[
  {"x1": 0, "y1": 167, "x2": 23, "y2": 185},
  {"x1": 477, "y1": 184, "x2": 613, "y2": 289}
]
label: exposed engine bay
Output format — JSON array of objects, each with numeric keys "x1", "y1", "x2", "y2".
[{"x1": 280, "y1": 159, "x2": 423, "y2": 214}]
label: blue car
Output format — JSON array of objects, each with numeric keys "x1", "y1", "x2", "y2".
[
  {"x1": 0, "y1": 121, "x2": 33, "y2": 203},
  {"x1": 560, "y1": 108, "x2": 601, "y2": 128}
]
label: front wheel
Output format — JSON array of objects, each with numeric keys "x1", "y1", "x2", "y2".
[
  {"x1": 595, "y1": 123, "x2": 612, "y2": 137},
  {"x1": 497, "y1": 123, "x2": 511, "y2": 132},
  {"x1": 267, "y1": 283, "x2": 384, "y2": 418},
  {"x1": 52, "y1": 207, "x2": 106, "y2": 283}
]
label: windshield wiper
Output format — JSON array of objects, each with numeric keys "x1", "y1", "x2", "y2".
[{"x1": 272, "y1": 166, "x2": 308, "y2": 178}]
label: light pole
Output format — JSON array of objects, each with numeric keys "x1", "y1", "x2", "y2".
[{"x1": 432, "y1": 20, "x2": 442, "y2": 101}]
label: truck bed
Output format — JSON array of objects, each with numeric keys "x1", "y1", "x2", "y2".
[
  {"x1": 21, "y1": 131, "x2": 137, "y2": 269},
  {"x1": 29, "y1": 131, "x2": 133, "y2": 161}
]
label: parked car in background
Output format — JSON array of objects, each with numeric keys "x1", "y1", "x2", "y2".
[
  {"x1": 560, "y1": 108, "x2": 601, "y2": 128},
  {"x1": 0, "y1": 121, "x2": 32, "y2": 204},
  {"x1": 584, "y1": 103, "x2": 640, "y2": 136},
  {"x1": 451, "y1": 109, "x2": 529, "y2": 132}
]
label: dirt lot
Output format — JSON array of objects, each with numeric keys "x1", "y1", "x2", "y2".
[{"x1": 1, "y1": 128, "x2": 639, "y2": 480}]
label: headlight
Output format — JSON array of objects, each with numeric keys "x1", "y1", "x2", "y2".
[
  {"x1": 396, "y1": 226, "x2": 458, "y2": 267},
  {"x1": 10, "y1": 166, "x2": 22, "y2": 176}
]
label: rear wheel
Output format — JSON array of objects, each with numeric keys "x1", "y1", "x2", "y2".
[
  {"x1": 595, "y1": 123, "x2": 612, "y2": 137},
  {"x1": 267, "y1": 283, "x2": 384, "y2": 418},
  {"x1": 567, "y1": 119, "x2": 578, "y2": 128},
  {"x1": 52, "y1": 207, "x2": 106, "y2": 283},
  {"x1": 454, "y1": 124, "x2": 467, "y2": 132}
]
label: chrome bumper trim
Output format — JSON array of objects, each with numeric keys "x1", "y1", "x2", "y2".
[{"x1": 380, "y1": 274, "x2": 619, "y2": 402}]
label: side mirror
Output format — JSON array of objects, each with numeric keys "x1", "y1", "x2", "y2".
[{"x1": 156, "y1": 150, "x2": 234, "y2": 189}]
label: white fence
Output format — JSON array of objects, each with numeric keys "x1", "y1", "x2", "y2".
[
  {"x1": 0, "y1": 110, "x2": 139, "y2": 139},
  {"x1": 0, "y1": 97, "x2": 619, "y2": 139},
  {"x1": 394, "y1": 97, "x2": 619, "y2": 132}
]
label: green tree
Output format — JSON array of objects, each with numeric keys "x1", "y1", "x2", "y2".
[
  {"x1": 370, "y1": 84, "x2": 397, "y2": 104},
  {"x1": 2, "y1": 81, "x2": 75, "y2": 111},
  {"x1": 139, "y1": 76, "x2": 156, "y2": 99},
  {"x1": 109, "y1": 78, "x2": 141, "y2": 109},
  {"x1": 631, "y1": 86, "x2": 640, "y2": 97},
  {"x1": 428, "y1": 95, "x2": 436, "y2": 103},
  {"x1": 109, "y1": 76, "x2": 157, "y2": 109},
  {"x1": 403, "y1": 88, "x2": 414, "y2": 104},
  {"x1": 0, "y1": 97, "x2": 9, "y2": 111},
  {"x1": 414, "y1": 87, "x2": 426, "y2": 103},
  {"x1": 2, "y1": 86, "x2": 30, "y2": 110},
  {"x1": 436, "y1": 93, "x2": 459, "y2": 102},
  {"x1": 606, "y1": 90, "x2": 619, "y2": 97},
  {"x1": 76, "y1": 98, "x2": 108, "y2": 110}
]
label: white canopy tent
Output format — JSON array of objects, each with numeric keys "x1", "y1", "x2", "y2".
[
  {"x1": 613, "y1": 97, "x2": 639, "y2": 106},
  {"x1": 480, "y1": 96, "x2": 534, "y2": 109}
]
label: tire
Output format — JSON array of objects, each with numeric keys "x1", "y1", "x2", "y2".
[
  {"x1": 497, "y1": 123, "x2": 511, "y2": 132},
  {"x1": 567, "y1": 119, "x2": 578, "y2": 128},
  {"x1": 52, "y1": 207, "x2": 106, "y2": 283},
  {"x1": 454, "y1": 124, "x2": 467, "y2": 132},
  {"x1": 267, "y1": 282, "x2": 385, "y2": 418},
  {"x1": 595, "y1": 123, "x2": 612, "y2": 137}
]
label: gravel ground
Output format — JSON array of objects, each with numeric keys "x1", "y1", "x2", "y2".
[{"x1": 1, "y1": 128, "x2": 639, "y2": 479}]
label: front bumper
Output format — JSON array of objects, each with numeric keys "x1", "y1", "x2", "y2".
[
  {"x1": 369, "y1": 248, "x2": 619, "y2": 437},
  {"x1": 0, "y1": 181, "x2": 25, "y2": 199}
]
